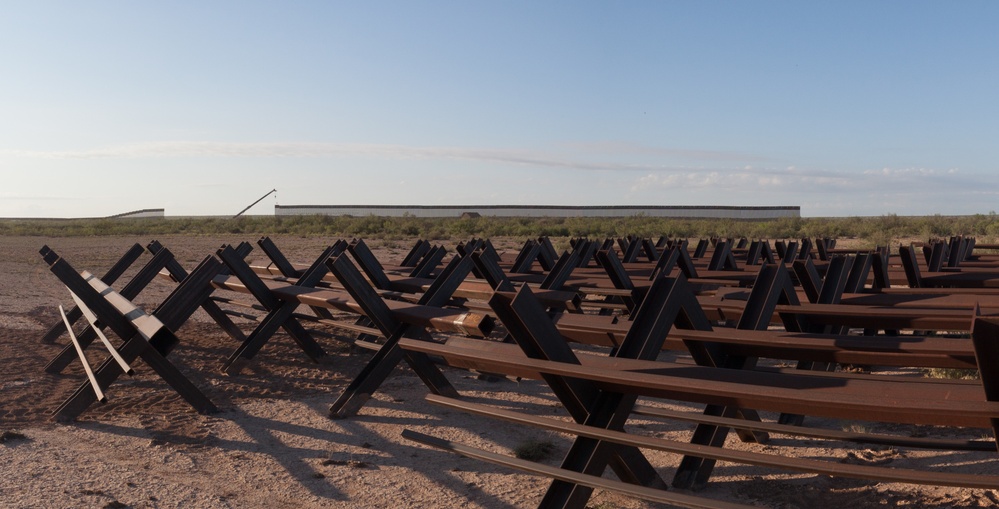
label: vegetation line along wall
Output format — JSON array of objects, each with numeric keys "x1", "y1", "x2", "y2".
[{"x1": 4, "y1": 213, "x2": 999, "y2": 247}]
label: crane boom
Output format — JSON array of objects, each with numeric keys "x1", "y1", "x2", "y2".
[{"x1": 234, "y1": 189, "x2": 277, "y2": 218}]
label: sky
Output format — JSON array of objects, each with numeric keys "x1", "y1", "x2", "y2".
[{"x1": 1, "y1": 1, "x2": 997, "y2": 218}]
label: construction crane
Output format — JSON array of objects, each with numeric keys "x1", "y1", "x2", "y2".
[{"x1": 234, "y1": 189, "x2": 277, "y2": 218}]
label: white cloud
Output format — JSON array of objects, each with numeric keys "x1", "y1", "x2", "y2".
[
  {"x1": 863, "y1": 167, "x2": 959, "y2": 177},
  {"x1": 5, "y1": 141, "x2": 994, "y2": 217},
  {"x1": 631, "y1": 167, "x2": 854, "y2": 194},
  {"x1": 555, "y1": 141, "x2": 774, "y2": 163},
  {"x1": 0, "y1": 141, "x2": 780, "y2": 176},
  {"x1": 758, "y1": 175, "x2": 782, "y2": 186}
]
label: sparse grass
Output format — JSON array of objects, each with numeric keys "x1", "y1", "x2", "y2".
[
  {"x1": 841, "y1": 423, "x2": 871, "y2": 434},
  {"x1": 585, "y1": 503, "x2": 618, "y2": 509},
  {"x1": 319, "y1": 450, "x2": 369, "y2": 469},
  {"x1": 513, "y1": 437, "x2": 557, "y2": 461},
  {"x1": 3, "y1": 213, "x2": 998, "y2": 245},
  {"x1": 924, "y1": 368, "x2": 980, "y2": 380}
]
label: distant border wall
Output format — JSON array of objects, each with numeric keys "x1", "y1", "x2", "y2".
[
  {"x1": 275, "y1": 205, "x2": 800, "y2": 219},
  {"x1": 106, "y1": 208, "x2": 165, "y2": 219}
]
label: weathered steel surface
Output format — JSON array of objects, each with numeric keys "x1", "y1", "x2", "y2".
[{"x1": 42, "y1": 248, "x2": 220, "y2": 421}]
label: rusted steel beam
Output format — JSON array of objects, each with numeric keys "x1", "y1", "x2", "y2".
[
  {"x1": 246, "y1": 260, "x2": 582, "y2": 312},
  {"x1": 401, "y1": 427, "x2": 754, "y2": 509},
  {"x1": 706, "y1": 240, "x2": 737, "y2": 271},
  {"x1": 149, "y1": 240, "x2": 250, "y2": 344},
  {"x1": 675, "y1": 263, "x2": 799, "y2": 488},
  {"x1": 511, "y1": 239, "x2": 542, "y2": 273},
  {"x1": 399, "y1": 337, "x2": 999, "y2": 492},
  {"x1": 216, "y1": 241, "x2": 347, "y2": 374},
  {"x1": 43, "y1": 245, "x2": 176, "y2": 374},
  {"x1": 401, "y1": 337, "x2": 999, "y2": 430},
  {"x1": 326, "y1": 251, "x2": 465, "y2": 417},
  {"x1": 423, "y1": 394, "x2": 997, "y2": 489},
  {"x1": 40, "y1": 243, "x2": 145, "y2": 343},
  {"x1": 488, "y1": 285, "x2": 667, "y2": 506},
  {"x1": 400, "y1": 239, "x2": 431, "y2": 267},
  {"x1": 43, "y1": 250, "x2": 221, "y2": 421},
  {"x1": 348, "y1": 238, "x2": 393, "y2": 289},
  {"x1": 700, "y1": 297, "x2": 981, "y2": 332},
  {"x1": 408, "y1": 244, "x2": 448, "y2": 279},
  {"x1": 537, "y1": 236, "x2": 559, "y2": 271},
  {"x1": 212, "y1": 274, "x2": 493, "y2": 338}
]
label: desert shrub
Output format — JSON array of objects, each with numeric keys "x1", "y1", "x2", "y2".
[
  {"x1": 797, "y1": 218, "x2": 848, "y2": 240},
  {"x1": 924, "y1": 368, "x2": 979, "y2": 380},
  {"x1": 916, "y1": 214, "x2": 956, "y2": 239},
  {"x1": 513, "y1": 437, "x2": 557, "y2": 461},
  {"x1": 1, "y1": 213, "x2": 993, "y2": 244}
]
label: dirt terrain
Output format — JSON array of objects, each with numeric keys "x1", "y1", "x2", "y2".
[{"x1": 1, "y1": 235, "x2": 998, "y2": 508}]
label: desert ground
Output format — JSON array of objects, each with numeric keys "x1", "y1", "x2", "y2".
[{"x1": 2, "y1": 234, "x2": 998, "y2": 508}]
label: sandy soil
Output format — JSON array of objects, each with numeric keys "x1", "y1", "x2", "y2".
[{"x1": 2, "y1": 235, "x2": 998, "y2": 508}]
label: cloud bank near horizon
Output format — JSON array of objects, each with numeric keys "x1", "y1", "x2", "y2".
[
  {"x1": 2, "y1": 140, "x2": 993, "y2": 217},
  {"x1": 1, "y1": 140, "x2": 766, "y2": 167},
  {"x1": 2, "y1": 139, "x2": 972, "y2": 185}
]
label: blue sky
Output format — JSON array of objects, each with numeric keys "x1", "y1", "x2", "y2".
[{"x1": 1, "y1": 2, "x2": 997, "y2": 218}]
